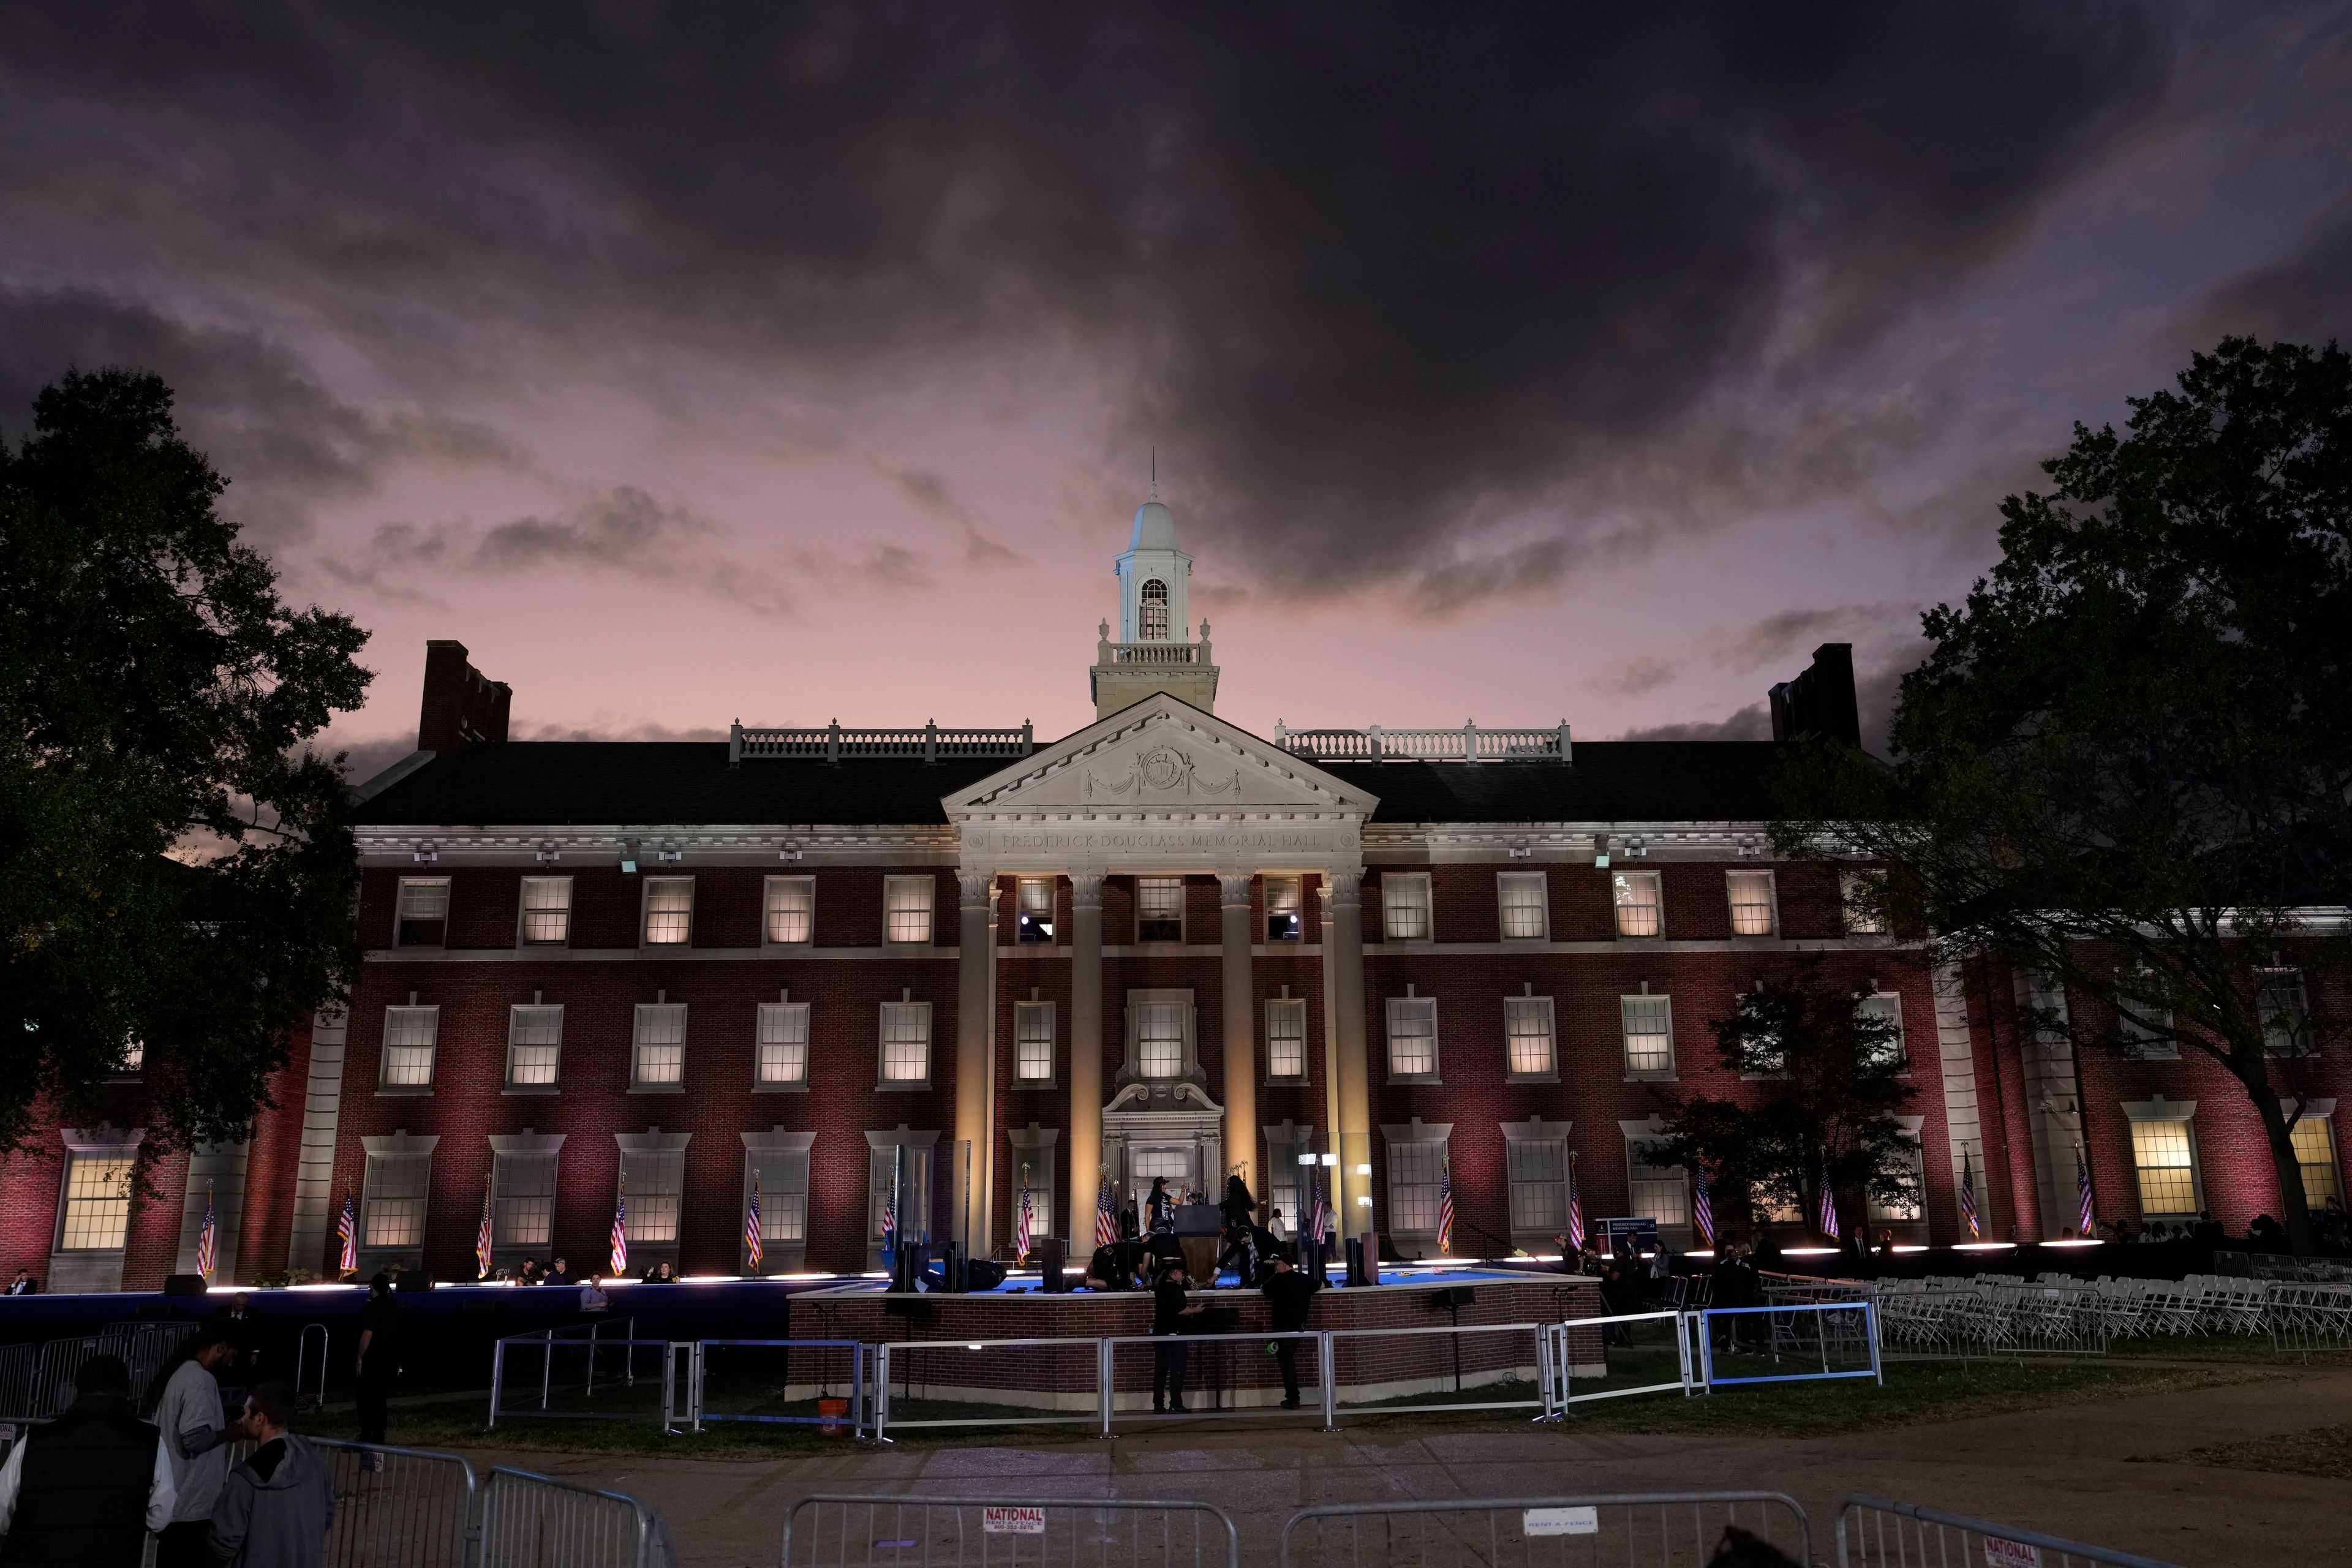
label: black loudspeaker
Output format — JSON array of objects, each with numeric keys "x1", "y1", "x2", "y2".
[
  {"x1": 892, "y1": 1243, "x2": 931, "y2": 1293},
  {"x1": 394, "y1": 1269, "x2": 432, "y2": 1294},
  {"x1": 1038, "y1": 1238, "x2": 1069, "y2": 1292},
  {"x1": 162, "y1": 1273, "x2": 208, "y2": 1298},
  {"x1": 1432, "y1": 1285, "x2": 1476, "y2": 1310},
  {"x1": 1344, "y1": 1237, "x2": 1371, "y2": 1289},
  {"x1": 965, "y1": 1259, "x2": 1007, "y2": 1292}
]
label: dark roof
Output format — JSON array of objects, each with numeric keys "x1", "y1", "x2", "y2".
[{"x1": 352, "y1": 739, "x2": 1789, "y2": 828}]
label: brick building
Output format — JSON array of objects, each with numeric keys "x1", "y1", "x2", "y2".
[{"x1": 7, "y1": 493, "x2": 2344, "y2": 1289}]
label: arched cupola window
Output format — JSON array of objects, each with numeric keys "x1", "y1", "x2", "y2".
[{"x1": 1139, "y1": 578, "x2": 1170, "y2": 639}]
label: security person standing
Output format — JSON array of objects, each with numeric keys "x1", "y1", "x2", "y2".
[{"x1": 0, "y1": 1355, "x2": 176, "y2": 1564}]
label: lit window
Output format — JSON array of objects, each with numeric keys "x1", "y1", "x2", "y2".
[
  {"x1": 396, "y1": 878, "x2": 449, "y2": 948},
  {"x1": 1386, "y1": 996, "x2": 1439, "y2": 1079},
  {"x1": 1017, "y1": 879, "x2": 1057, "y2": 943},
  {"x1": 519, "y1": 878, "x2": 571, "y2": 945},
  {"x1": 58, "y1": 1155, "x2": 134, "y2": 1251},
  {"x1": 1265, "y1": 877, "x2": 1303, "y2": 942},
  {"x1": 1506, "y1": 1139, "x2": 1567, "y2": 1234},
  {"x1": 1626, "y1": 1141, "x2": 1690, "y2": 1232},
  {"x1": 361, "y1": 1152, "x2": 431, "y2": 1248},
  {"x1": 1506, "y1": 996, "x2": 1556, "y2": 1076},
  {"x1": 764, "y1": 877, "x2": 815, "y2": 946},
  {"x1": 1265, "y1": 1136, "x2": 1304, "y2": 1235},
  {"x1": 380, "y1": 1006, "x2": 439, "y2": 1089},
  {"x1": 880, "y1": 1001, "x2": 932, "y2": 1083},
  {"x1": 2293, "y1": 1118, "x2": 2340, "y2": 1208},
  {"x1": 1727, "y1": 871, "x2": 1776, "y2": 937},
  {"x1": 1841, "y1": 870, "x2": 1887, "y2": 935},
  {"x1": 1009, "y1": 1144, "x2": 1055, "y2": 1240},
  {"x1": 869, "y1": 1144, "x2": 933, "y2": 1240},
  {"x1": 756, "y1": 1002, "x2": 809, "y2": 1087},
  {"x1": 1498, "y1": 872, "x2": 1548, "y2": 940},
  {"x1": 505, "y1": 1005, "x2": 563, "y2": 1087},
  {"x1": 1856, "y1": 992, "x2": 1906, "y2": 1068},
  {"x1": 622, "y1": 1149, "x2": 685, "y2": 1245},
  {"x1": 884, "y1": 876, "x2": 935, "y2": 944},
  {"x1": 2130, "y1": 1119, "x2": 2199, "y2": 1216},
  {"x1": 1612, "y1": 872, "x2": 1661, "y2": 937},
  {"x1": 633, "y1": 1003, "x2": 687, "y2": 1087},
  {"x1": 1382, "y1": 875, "x2": 1432, "y2": 941},
  {"x1": 492, "y1": 1151, "x2": 557, "y2": 1248},
  {"x1": 1136, "y1": 1002, "x2": 1186, "y2": 1078},
  {"x1": 1016, "y1": 1001, "x2": 1055, "y2": 1080},
  {"x1": 2260, "y1": 970, "x2": 2312, "y2": 1057},
  {"x1": 1139, "y1": 577, "x2": 1169, "y2": 639},
  {"x1": 1136, "y1": 878, "x2": 1184, "y2": 942},
  {"x1": 1620, "y1": 994, "x2": 1674, "y2": 1076},
  {"x1": 751, "y1": 1150, "x2": 810, "y2": 1246},
  {"x1": 1266, "y1": 998, "x2": 1308, "y2": 1079},
  {"x1": 1385, "y1": 1139, "x2": 1448, "y2": 1232},
  {"x1": 642, "y1": 878, "x2": 694, "y2": 945}
]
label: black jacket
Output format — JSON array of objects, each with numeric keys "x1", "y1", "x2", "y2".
[
  {"x1": 1261, "y1": 1269, "x2": 1321, "y2": 1333},
  {"x1": 0, "y1": 1396, "x2": 160, "y2": 1567}
]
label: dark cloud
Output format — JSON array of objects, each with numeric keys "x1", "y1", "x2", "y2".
[
  {"x1": 2153, "y1": 197, "x2": 2352, "y2": 350},
  {"x1": 0, "y1": 3, "x2": 2180, "y2": 602},
  {"x1": 1612, "y1": 705, "x2": 1774, "y2": 744}
]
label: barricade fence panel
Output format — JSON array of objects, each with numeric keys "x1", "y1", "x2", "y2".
[
  {"x1": 1101, "y1": 1331, "x2": 1334, "y2": 1430},
  {"x1": 1280, "y1": 1493, "x2": 1811, "y2": 1568},
  {"x1": 1836, "y1": 1493, "x2": 2184, "y2": 1568},
  {"x1": 1698, "y1": 1302, "x2": 1882, "y2": 1389},
  {"x1": 307, "y1": 1438, "x2": 480, "y2": 1568},
  {"x1": 489, "y1": 1335, "x2": 674, "y2": 1427},
  {"x1": 781, "y1": 1493, "x2": 1241, "y2": 1568},
  {"x1": 1548, "y1": 1311, "x2": 1694, "y2": 1409},
  {"x1": 481, "y1": 1464, "x2": 667, "y2": 1568},
  {"x1": 872, "y1": 1337, "x2": 1106, "y2": 1438},
  {"x1": 1322, "y1": 1322, "x2": 1552, "y2": 1419},
  {"x1": 695, "y1": 1340, "x2": 867, "y2": 1434}
]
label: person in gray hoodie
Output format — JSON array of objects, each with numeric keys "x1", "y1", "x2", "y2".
[{"x1": 207, "y1": 1382, "x2": 333, "y2": 1568}]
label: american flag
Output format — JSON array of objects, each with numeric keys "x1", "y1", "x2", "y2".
[
  {"x1": 1436, "y1": 1154, "x2": 1455, "y2": 1255},
  {"x1": 1817, "y1": 1156, "x2": 1841, "y2": 1240},
  {"x1": 745, "y1": 1172, "x2": 764, "y2": 1272},
  {"x1": 335, "y1": 1185, "x2": 358, "y2": 1275},
  {"x1": 609, "y1": 1177, "x2": 629, "y2": 1276},
  {"x1": 1564, "y1": 1152, "x2": 1585, "y2": 1251},
  {"x1": 880, "y1": 1181, "x2": 899, "y2": 1264},
  {"x1": 2075, "y1": 1147, "x2": 2096, "y2": 1235},
  {"x1": 1691, "y1": 1163, "x2": 1715, "y2": 1249},
  {"x1": 1015, "y1": 1177, "x2": 1035, "y2": 1264},
  {"x1": 1095, "y1": 1172, "x2": 1118, "y2": 1248},
  {"x1": 194, "y1": 1185, "x2": 219, "y2": 1280},
  {"x1": 475, "y1": 1173, "x2": 495, "y2": 1279},
  {"x1": 1958, "y1": 1149, "x2": 1981, "y2": 1239}
]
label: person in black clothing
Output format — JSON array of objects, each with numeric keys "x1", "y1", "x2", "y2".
[
  {"x1": 4, "y1": 1270, "x2": 34, "y2": 1295},
  {"x1": 1219, "y1": 1174, "x2": 1254, "y2": 1232},
  {"x1": 1084, "y1": 1244, "x2": 1135, "y2": 1291},
  {"x1": 1214, "y1": 1222, "x2": 1262, "y2": 1288},
  {"x1": 1259, "y1": 1256, "x2": 1321, "y2": 1408},
  {"x1": 0, "y1": 1354, "x2": 175, "y2": 1564},
  {"x1": 355, "y1": 1273, "x2": 401, "y2": 1448},
  {"x1": 1149, "y1": 1264, "x2": 1204, "y2": 1412},
  {"x1": 1145, "y1": 1177, "x2": 1174, "y2": 1235}
]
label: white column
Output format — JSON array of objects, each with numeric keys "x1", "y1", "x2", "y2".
[
  {"x1": 952, "y1": 872, "x2": 996, "y2": 1257},
  {"x1": 1220, "y1": 874, "x2": 1258, "y2": 1202},
  {"x1": 1325, "y1": 871, "x2": 1373, "y2": 1231},
  {"x1": 1069, "y1": 873, "x2": 1106, "y2": 1220}
]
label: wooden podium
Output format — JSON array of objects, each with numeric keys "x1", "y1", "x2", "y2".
[{"x1": 1175, "y1": 1203, "x2": 1221, "y2": 1281}]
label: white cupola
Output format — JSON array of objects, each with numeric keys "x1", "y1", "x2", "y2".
[{"x1": 1115, "y1": 488, "x2": 1191, "y2": 643}]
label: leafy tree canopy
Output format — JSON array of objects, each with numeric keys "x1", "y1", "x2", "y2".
[
  {"x1": 1774, "y1": 336, "x2": 2352, "y2": 1251},
  {"x1": 1, "y1": 368, "x2": 372, "y2": 1156}
]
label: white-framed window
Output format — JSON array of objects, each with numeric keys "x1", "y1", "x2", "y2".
[
  {"x1": 492, "y1": 1150, "x2": 557, "y2": 1248},
  {"x1": 1505, "y1": 1137, "x2": 1569, "y2": 1234},
  {"x1": 2114, "y1": 970, "x2": 2178, "y2": 1059},
  {"x1": 395, "y1": 877, "x2": 450, "y2": 948},
  {"x1": 632, "y1": 1002, "x2": 687, "y2": 1088},
  {"x1": 622, "y1": 1148, "x2": 685, "y2": 1245},
  {"x1": 1015, "y1": 1001, "x2": 1055, "y2": 1082},
  {"x1": 1017, "y1": 878, "x2": 1056, "y2": 944},
  {"x1": 1266, "y1": 998, "x2": 1308, "y2": 1079},
  {"x1": 381, "y1": 1005, "x2": 439, "y2": 1089},
  {"x1": 1868, "y1": 1138, "x2": 1926, "y2": 1221},
  {"x1": 1139, "y1": 576, "x2": 1170, "y2": 639},
  {"x1": 519, "y1": 877, "x2": 571, "y2": 946},
  {"x1": 1136, "y1": 878, "x2": 1184, "y2": 942},
  {"x1": 880, "y1": 1000, "x2": 932, "y2": 1084},
  {"x1": 1136, "y1": 1000, "x2": 1186, "y2": 1079},
  {"x1": 361, "y1": 1151, "x2": 432, "y2": 1249},
  {"x1": 748, "y1": 1147, "x2": 811, "y2": 1248},
  {"x1": 869, "y1": 1143, "x2": 934, "y2": 1241},
  {"x1": 57, "y1": 1153, "x2": 134, "y2": 1251},
  {"x1": 1506, "y1": 995, "x2": 1556, "y2": 1077},
  {"x1": 1386, "y1": 995, "x2": 1439, "y2": 1080},
  {"x1": 1382, "y1": 873, "x2": 1432, "y2": 941},
  {"x1": 1265, "y1": 876, "x2": 1303, "y2": 942},
  {"x1": 1611, "y1": 872, "x2": 1661, "y2": 938},
  {"x1": 2259, "y1": 969, "x2": 2312, "y2": 1057},
  {"x1": 1385, "y1": 1137, "x2": 1449, "y2": 1233},
  {"x1": 1009, "y1": 1140, "x2": 1056, "y2": 1241},
  {"x1": 1620, "y1": 993, "x2": 1674, "y2": 1076},
  {"x1": 1841, "y1": 870, "x2": 1887, "y2": 935},
  {"x1": 1498, "y1": 872, "x2": 1548, "y2": 940},
  {"x1": 884, "y1": 876, "x2": 935, "y2": 945},
  {"x1": 1726, "y1": 870, "x2": 1776, "y2": 937},
  {"x1": 505, "y1": 1005, "x2": 563, "y2": 1088},
  {"x1": 2293, "y1": 1117, "x2": 2340, "y2": 1208},
  {"x1": 764, "y1": 876, "x2": 815, "y2": 946},
  {"x1": 642, "y1": 877, "x2": 694, "y2": 946},
  {"x1": 1856, "y1": 991, "x2": 1907, "y2": 1069},
  {"x1": 2128, "y1": 1117, "x2": 2200, "y2": 1216},
  {"x1": 1264, "y1": 1131, "x2": 1306, "y2": 1236},
  {"x1": 756, "y1": 1001, "x2": 809, "y2": 1087},
  {"x1": 1626, "y1": 1139, "x2": 1691, "y2": 1233}
]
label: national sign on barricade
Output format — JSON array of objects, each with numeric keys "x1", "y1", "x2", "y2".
[{"x1": 1836, "y1": 1494, "x2": 2184, "y2": 1568}]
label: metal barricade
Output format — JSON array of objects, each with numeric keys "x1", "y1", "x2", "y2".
[
  {"x1": 480, "y1": 1464, "x2": 669, "y2": 1568},
  {"x1": 488, "y1": 1334, "x2": 677, "y2": 1428},
  {"x1": 782, "y1": 1493, "x2": 1241, "y2": 1568},
  {"x1": 695, "y1": 1339, "x2": 867, "y2": 1435},
  {"x1": 871, "y1": 1336, "x2": 1106, "y2": 1440},
  {"x1": 295, "y1": 1323, "x2": 331, "y2": 1411},
  {"x1": 1545, "y1": 1311, "x2": 1696, "y2": 1411},
  {"x1": 308, "y1": 1438, "x2": 480, "y2": 1568},
  {"x1": 0, "y1": 1341, "x2": 45, "y2": 1422},
  {"x1": 1280, "y1": 1493, "x2": 1811, "y2": 1568},
  {"x1": 1321, "y1": 1321, "x2": 1554, "y2": 1421},
  {"x1": 1836, "y1": 1494, "x2": 2184, "y2": 1568},
  {"x1": 1698, "y1": 1300, "x2": 1882, "y2": 1389},
  {"x1": 1100, "y1": 1330, "x2": 1335, "y2": 1431}
]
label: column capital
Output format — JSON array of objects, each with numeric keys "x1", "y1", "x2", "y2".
[
  {"x1": 1324, "y1": 869, "x2": 1363, "y2": 907},
  {"x1": 1218, "y1": 873, "x2": 1254, "y2": 907},
  {"x1": 957, "y1": 872, "x2": 996, "y2": 907},
  {"x1": 1070, "y1": 872, "x2": 1106, "y2": 907}
]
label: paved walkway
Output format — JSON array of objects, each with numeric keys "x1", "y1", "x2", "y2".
[{"x1": 455, "y1": 1366, "x2": 2352, "y2": 1567}]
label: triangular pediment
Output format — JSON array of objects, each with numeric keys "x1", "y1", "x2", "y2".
[{"x1": 943, "y1": 693, "x2": 1375, "y2": 820}]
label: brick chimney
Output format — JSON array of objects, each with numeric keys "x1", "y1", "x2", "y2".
[
  {"x1": 417, "y1": 641, "x2": 511, "y2": 752},
  {"x1": 1768, "y1": 643, "x2": 1861, "y2": 747}
]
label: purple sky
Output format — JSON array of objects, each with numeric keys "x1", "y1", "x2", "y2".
[{"x1": 3, "y1": 6, "x2": 2348, "y2": 781}]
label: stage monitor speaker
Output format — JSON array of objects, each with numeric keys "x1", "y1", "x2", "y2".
[
  {"x1": 1431, "y1": 1285, "x2": 1476, "y2": 1310},
  {"x1": 394, "y1": 1268, "x2": 433, "y2": 1294},
  {"x1": 162, "y1": 1273, "x2": 208, "y2": 1298},
  {"x1": 1038, "y1": 1238, "x2": 1069, "y2": 1292},
  {"x1": 966, "y1": 1258, "x2": 1007, "y2": 1292},
  {"x1": 939, "y1": 1242, "x2": 966, "y2": 1294}
]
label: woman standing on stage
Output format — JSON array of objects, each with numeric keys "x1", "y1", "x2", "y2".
[{"x1": 1145, "y1": 1176, "x2": 1174, "y2": 1234}]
